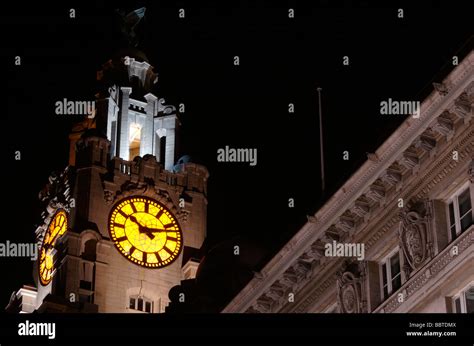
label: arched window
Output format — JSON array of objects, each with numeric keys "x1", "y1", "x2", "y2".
[{"x1": 82, "y1": 239, "x2": 97, "y2": 261}]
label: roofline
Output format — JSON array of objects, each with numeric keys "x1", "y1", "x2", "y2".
[{"x1": 223, "y1": 49, "x2": 474, "y2": 313}]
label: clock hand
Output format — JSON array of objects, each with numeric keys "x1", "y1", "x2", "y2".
[
  {"x1": 129, "y1": 215, "x2": 155, "y2": 240},
  {"x1": 143, "y1": 227, "x2": 167, "y2": 233}
]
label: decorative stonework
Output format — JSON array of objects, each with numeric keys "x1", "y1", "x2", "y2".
[
  {"x1": 336, "y1": 261, "x2": 367, "y2": 313},
  {"x1": 376, "y1": 226, "x2": 473, "y2": 313},
  {"x1": 36, "y1": 166, "x2": 74, "y2": 248},
  {"x1": 157, "y1": 98, "x2": 177, "y2": 115},
  {"x1": 398, "y1": 199, "x2": 433, "y2": 277},
  {"x1": 433, "y1": 82, "x2": 450, "y2": 96},
  {"x1": 223, "y1": 55, "x2": 474, "y2": 313}
]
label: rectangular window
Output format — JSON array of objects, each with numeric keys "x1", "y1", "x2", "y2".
[
  {"x1": 381, "y1": 250, "x2": 402, "y2": 299},
  {"x1": 382, "y1": 264, "x2": 388, "y2": 298},
  {"x1": 448, "y1": 185, "x2": 473, "y2": 241},
  {"x1": 452, "y1": 285, "x2": 474, "y2": 313},
  {"x1": 454, "y1": 297, "x2": 461, "y2": 313},
  {"x1": 129, "y1": 296, "x2": 153, "y2": 313},
  {"x1": 145, "y1": 301, "x2": 152, "y2": 313},
  {"x1": 390, "y1": 254, "x2": 401, "y2": 292},
  {"x1": 449, "y1": 202, "x2": 456, "y2": 240},
  {"x1": 465, "y1": 287, "x2": 474, "y2": 313},
  {"x1": 129, "y1": 298, "x2": 136, "y2": 310},
  {"x1": 458, "y1": 188, "x2": 473, "y2": 232}
]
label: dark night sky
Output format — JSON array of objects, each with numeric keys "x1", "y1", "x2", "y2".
[{"x1": 2, "y1": 0, "x2": 473, "y2": 308}]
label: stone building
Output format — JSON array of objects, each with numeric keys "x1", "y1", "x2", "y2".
[
  {"x1": 223, "y1": 51, "x2": 473, "y2": 313},
  {"x1": 7, "y1": 49, "x2": 209, "y2": 313}
]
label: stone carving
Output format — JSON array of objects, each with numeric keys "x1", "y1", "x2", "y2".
[
  {"x1": 366, "y1": 180, "x2": 386, "y2": 203},
  {"x1": 454, "y1": 92, "x2": 472, "y2": 118},
  {"x1": 433, "y1": 82, "x2": 449, "y2": 96},
  {"x1": 157, "y1": 98, "x2": 176, "y2": 116},
  {"x1": 336, "y1": 261, "x2": 367, "y2": 313},
  {"x1": 37, "y1": 166, "x2": 74, "y2": 247},
  {"x1": 366, "y1": 152, "x2": 379, "y2": 162},
  {"x1": 104, "y1": 190, "x2": 115, "y2": 205},
  {"x1": 398, "y1": 199, "x2": 433, "y2": 277}
]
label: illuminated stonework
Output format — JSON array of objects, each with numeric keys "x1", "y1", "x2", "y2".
[
  {"x1": 39, "y1": 209, "x2": 68, "y2": 286},
  {"x1": 108, "y1": 196, "x2": 183, "y2": 268}
]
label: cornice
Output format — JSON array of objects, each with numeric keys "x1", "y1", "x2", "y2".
[{"x1": 223, "y1": 51, "x2": 473, "y2": 313}]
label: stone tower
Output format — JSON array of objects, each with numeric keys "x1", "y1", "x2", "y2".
[{"x1": 8, "y1": 48, "x2": 208, "y2": 314}]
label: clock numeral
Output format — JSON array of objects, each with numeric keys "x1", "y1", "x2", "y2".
[
  {"x1": 155, "y1": 252, "x2": 162, "y2": 263},
  {"x1": 128, "y1": 246, "x2": 136, "y2": 256},
  {"x1": 163, "y1": 246, "x2": 174, "y2": 256},
  {"x1": 114, "y1": 222, "x2": 125, "y2": 229},
  {"x1": 130, "y1": 202, "x2": 137, "y2": 213},
  {"x1": 144, "y1": 203, "x2": 149, "y2": 213},
  {"x1": 155, "y1": 209, "x2": 164, "y2": 220},
  {"x1": 115, "y1": 236, "x2": 128, "y2": 242},
  {"x1": 118, "y1": 209, "x2": 128, "y2": 218},
  {"x1": 143, "y1": 252, "x2": 147, "y2": 263},
  {"x1": 164, "y1": 223, "x2": 175, "y2": 229},
  {"x1": 167, "y1": 236, "x2": 178, "y2": 242},
  {"x1": 59, "y1": 215, "x2": 65, "y2": 227}
]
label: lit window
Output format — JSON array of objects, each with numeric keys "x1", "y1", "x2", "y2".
[
  {"x1": 128, "y1": 295, "x2": 153, "y2": 313},
  {"x1": 380, "y1": 251, "x2": 402, "y2": 299},
  {"x1": 451, "y1": 285, "x2": 474, "y2": 313},
  {"x1": 447, "y1": 185, "x2": 473, "y2": 241},
  {"x1": 129, "y1": 123, "x2": 141, "y2": 160}
]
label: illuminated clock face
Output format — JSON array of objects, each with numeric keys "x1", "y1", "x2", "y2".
[
  {"x1": 108, "y1": 197, "x2": 183, "y2": 268},
  {"x1": 39, "y1": 209, "x2": 68, "y2": 286}
]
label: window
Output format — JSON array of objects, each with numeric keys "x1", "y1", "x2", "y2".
[
  {"x1": 448, "y1": 185, "x2": 473, "y2": 241},
  {"x1": 79, "y1": 261, "x2": 94, "y2": 291},
  {"x1": 128, "y1": 296, "x2": 153, "y2": 313},
  {"x1": 381, "y1": 251, "x2": 402, "y2": 299},
  {"x1": 129, "y1": 123, "x2": 142, "y2": 160},
  {"x1": 79, "y1": 293, "x2": 93, "y2": 304},
  {"x1": 451, "y1": 285, "x2": 474, "y2": 313}
]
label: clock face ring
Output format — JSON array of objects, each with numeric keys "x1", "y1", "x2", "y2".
[
  {"x1": 38, "y1": 209, "x2": 68, "y2": 286},
  {"x1": 108, "y1": 196, "x2": 183, "y2": 268}
]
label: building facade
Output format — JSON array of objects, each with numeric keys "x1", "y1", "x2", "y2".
[
  {"x1": 224, "y1": 51, "x2": 474, "y2": 313},
  {"x1": 8, "y1": 50, "x2": 209, "y2": 313}
]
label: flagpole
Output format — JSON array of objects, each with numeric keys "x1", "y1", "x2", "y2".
[{"x1": 317, "y1": 87, "x2": 325, "y2": 194}]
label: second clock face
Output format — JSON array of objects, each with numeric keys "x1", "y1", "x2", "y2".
[
  {"x1": 39, "y1": 209, "x2": 68, "y2": 286},
  {"x1": 108, "y1": 197, "x2": 183, "y2": 268}
]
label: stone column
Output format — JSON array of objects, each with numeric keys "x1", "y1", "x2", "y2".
[
  {"x1": 164, "y1": 127, "x2": 175, "y2": 171},
  {"x1": 118, "y1": 87, "x2": 132, "y2": 160}
]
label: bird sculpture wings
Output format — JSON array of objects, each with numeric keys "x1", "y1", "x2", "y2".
[{"x1": 116, "y1": 7, "x2": 146, "y2": 47}]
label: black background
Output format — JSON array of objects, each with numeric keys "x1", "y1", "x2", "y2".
[
  {"x1": 1, "y1": 313, "x2": 473, "y2": 345},
  {"x1": 2, "y1": 0, "x2": 473, "y2": 321}
]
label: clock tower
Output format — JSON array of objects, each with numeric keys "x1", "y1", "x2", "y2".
[{"x1": 8, "y1": 47, "x2": 209, "y2": 313}]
